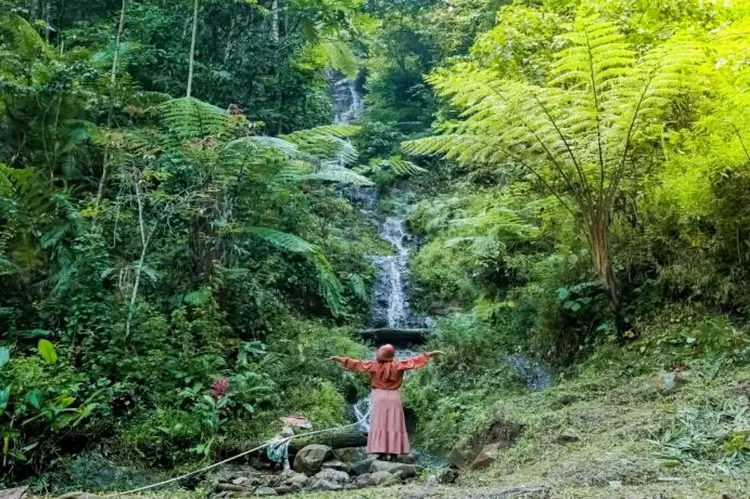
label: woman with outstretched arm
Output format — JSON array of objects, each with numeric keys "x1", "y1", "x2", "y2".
[{"x1": 329, "y1": 344, "x2": 442, "y2": 460}]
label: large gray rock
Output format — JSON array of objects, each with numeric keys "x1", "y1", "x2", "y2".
[
  {"x1": 293, "y1": 444, "x2": 331, "y2": 475},
  {"x1": 369, "y1": 460, "x2": 422, "y2": 478},
  {"x1": 354, "y1": 473, "x2": 374, "y2": 488},
  {"x1": 280, "y1": 470, "x2": 309, "y2": 490},
  {"x1": 313, "y1": 468, "x2": 351, "y2": 485},
  {"x1": 352, "y1": 456, "x2": 378, "y2": 475},
  {"x1": 322, "y1": 459, "x2": 352, "y2": 473},
  {"x1": 370, "y1": 471, "x2": 396, "y2": 486},
  {"x1": 309, "y1": 479, "x2": 343, "y2": 492}
]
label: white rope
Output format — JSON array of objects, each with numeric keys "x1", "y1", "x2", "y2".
[{"x1": 91, "y1": 415, "x2": 369, "y2": 498}]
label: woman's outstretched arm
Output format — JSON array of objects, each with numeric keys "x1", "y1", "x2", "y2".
[
  {"x1": 396, "y1": 351, "x2": 443, "y2": 371},
  {"x1": 328, "y1": 356, "x2": 374, "y2": 373}
]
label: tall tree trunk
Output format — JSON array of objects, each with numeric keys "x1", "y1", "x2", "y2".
[
  {"x1": 125, "y1": 174, "x2": 156, "y2": 339},
  {"x1": 270, "y1": 0, "x2": 279, "y2": 44},
  {"x1": 186, "y1": 0, "x2": 200, "y2": 98},
  {"x1": 94, "y1": 0, "x2": 128, "y2": 211},
  {"x1": 586, "y1": 209, "x2": 628, "y2": 340}
]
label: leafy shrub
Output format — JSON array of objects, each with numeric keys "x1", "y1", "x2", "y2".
[{"x1": 0, "y1": 342, "x2": 100, "y2": 480}]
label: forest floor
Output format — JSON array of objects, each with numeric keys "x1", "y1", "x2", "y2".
[{"x1": 36, "y1": 315, "x2": 750, "y2": 499}]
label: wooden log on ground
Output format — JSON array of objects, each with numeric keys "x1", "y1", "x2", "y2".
[
  {"x1": 216, "y1": 430, "x2": 367, "y2": 460},
  {"x1": 289, "y1": 430, "x2": 367, "y2": 454},
  {"x1": 358, "y1": 328, "x2": 428, "y2": 347}
]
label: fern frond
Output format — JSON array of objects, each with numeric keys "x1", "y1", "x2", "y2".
[
  {"x1": 306, "y1": 163, "x2": 373, "y2": 186},
  {"x1": 158, "y1": 97, "x2": 230, "y2": 139},
  {"x1": 408, "y1": 19, "x2": 704, "y2": 212},
  {"x1": 0, "y1": 14, "x2": 46, "y2": 59},
  {"x1": 243, "y1": 227, "x2": 316, "y2": 254},
  {"x1": 312, "y1": 251, "x2": 343, "y2": 317},
  {"x1": 348, "y1": 273, "x2": 367, "y2": 302},
  {"x1": 319, "y1": 40, "x2": 358, "y2": 78},
  {"x1": 0, "y1": 254, "x2": 20, "y2": 275}
]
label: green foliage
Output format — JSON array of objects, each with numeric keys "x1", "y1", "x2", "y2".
[
  {"x1": 0, "y1": 345, "x2": 100, "y2": 475},
  {"x1": 659, "y1": 397, "x2": 750, "y2": 473}
]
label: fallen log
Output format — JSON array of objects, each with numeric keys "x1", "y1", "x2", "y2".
[
  {"x1": 358, "y1": 328, "x2": 428, "y2": 347},
  {"x1": 215, "y1": 430, "x2": 367, "y2": 460},
  {"x1": 290, "y1": 430, "x2": 367, "y2": 454}
]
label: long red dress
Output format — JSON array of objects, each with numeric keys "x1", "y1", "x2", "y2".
[{"x1": 336, "y1": 348, "x2": 431, "y2": 455}]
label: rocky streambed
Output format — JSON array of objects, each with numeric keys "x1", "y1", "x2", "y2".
[{"x1": 211, "y1": 445, "x2": 458, "y2": 497}]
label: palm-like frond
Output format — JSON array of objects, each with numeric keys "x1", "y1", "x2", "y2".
[
  {"x1": 242, "y1": 226, "x2": 343, "y2": 315},
  {"x1": 243, "y1": 227, "x2": 317, "y2": 254},
  {"x1": 0, "y1": 14, "x2": 46, "y2": 59},
  {"x1": 158, "y1": 97, "x2": 230, "y2": 139},
  {"x1": 0, "y1": 254, "x2": 20, "y2": 276},
  {"x1": 405, "y1": 18, "x2": 703, "y2": 214},
  {"x1": 354, "y1": 156, "x2": 427, "y2": 178}
]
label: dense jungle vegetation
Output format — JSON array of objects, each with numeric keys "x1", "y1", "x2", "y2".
[{"x1": 2, "y1": 0, "x2": 750, "y2": 495}]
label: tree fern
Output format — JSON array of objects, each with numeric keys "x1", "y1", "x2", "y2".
[
  {"x1": 242, "y1": 227, "x2": 317, "y2": 254},
  {"x1": 0, "y1": 13, "x2": 46, "y2": 59},
  {"x1": 354, "y1": 156, "x2": 427, "y2": 178},
  {"x1": 158, "y1": 97, "x2": 231, "y2": 139},
  {"x1": 242, "y1": 227, "x2": 343, "y2": 315},
  {"x1": 405, "y1": 18, "x2": 704, "y2": 336}
]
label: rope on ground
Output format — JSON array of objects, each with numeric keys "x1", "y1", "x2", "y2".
[{"x1": 94, "y1": 415, "x2": 369, "y2": 498}]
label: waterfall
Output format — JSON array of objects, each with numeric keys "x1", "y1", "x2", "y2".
[
  {"x1": 328, "y1": 70, "x2": 363, "y2": 125},
  {"x1": 369, "y1": 200, "x2": 423, "y2": 330}
]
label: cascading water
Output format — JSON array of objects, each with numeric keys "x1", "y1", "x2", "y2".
[
  {"x1": 328, "y1": 69, "x2": 363, "y2": 125},
  {"x1": 369, "y1": 210, "x2": 421, "y2": 329}
]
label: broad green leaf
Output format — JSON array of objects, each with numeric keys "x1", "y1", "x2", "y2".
[
  {"x1": 0, "y1": 385, "x2": 11, "y2": 411},
  {"x1": 557, "y1": 287, "x2": 570, "y2": 300},
  {"x1": 0, "y1": 347, "x2": 9, "y2": 369},
  {"x1": 25, "y1": 390, "x2": 42, "y2": 409},
  {"x1": 38, "y1": 339, "x2": 57, "y2": 364}
]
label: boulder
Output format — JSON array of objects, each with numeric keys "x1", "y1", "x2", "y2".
[
  {"x1": 448, "y1": 436, "x2": 477, "y2": 470},
  {"x1": 322, "y1": 459, "x2": 352, "y2": 473},
  {"x1": 370, "y1": 471, "x2": 396, "y2": 486},
  {"x1": 293, "y1": 444, "x2": 331, "y2": 475},
  {"x1": 471, "y1": 442, "x2": 503, "y2": 469},
  {"x1": 352, "y1": 456, "x2": 378, "y2": 475},
  {"x1": 332, "y1": 447, "x2": 361, "y2": 463},
  {"x1": 309, "y1": 479, "x2": 343, "y2": 492},
  {"x1": 253, "y1": 487, "x2": 278, "y2": 496},
  {"x1": 369, "y1": 460, "x2": 422, "y2": 478},
  {"x1": 280, "y1": 470, "x2": 309, "y2": 490},
  {"x1": 354, "y1": 473, "x2": 374, "y2": 488},
  {"x1": 313, "y1": 468, "x2": 351, "y2": 485}
]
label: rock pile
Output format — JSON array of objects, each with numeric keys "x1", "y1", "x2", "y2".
[{"x1": 212, "y1": 444, "x2": 432, "y2": 497}]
